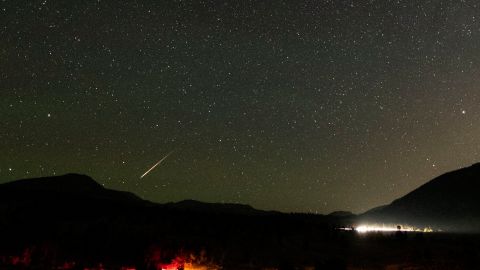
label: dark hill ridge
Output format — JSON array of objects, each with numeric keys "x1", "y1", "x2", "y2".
[
  {"x1": 360, "y1": 163, "x2": 480, "y2": 232},
  {"x1": 0, "y1": 173, "x2": 103, "y2": 192},
  {"x1": 3, "y1": 164, "x2": 480, "y2": 233},
  {"x1": 0, "y1": 173, "x2": 145, "y2": 205},
  {"x1": 0, "y1": 174, "x2": 154, "y2": 229},
  {"x1": 0, "y1": 174, "x2": 270, "y2": 216},
  {"x1": 164, "y1": 199, "x2": 281, "y2": 215},
  {"x1": 328, "y1": 211, "x2": 355, "y2": 218}
]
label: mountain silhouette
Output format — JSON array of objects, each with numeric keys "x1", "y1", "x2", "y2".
[
  {"x1": 1, "y1": 173, "x2": 103, "y2": 192},
  {"x1": 0, "y1": 174, "x2": 273, "y2": 220},
  {"x1": 3, "y1": 165, "x2": 480, "y2": 234},
  {"x1": 0, "y1": 173, "x2": 145, "y2": 206},
  {"x1": 328, "y1": 211, "x2": 355, "y2": 218},
  {"x1": 163, "y1": 199, "x2": 279, "y2": 215},
  {"x1": 360, "y1": 163, "x2": 480, "y2": 232}
]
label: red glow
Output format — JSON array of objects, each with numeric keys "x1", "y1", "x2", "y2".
[
  {"x1": 0, "y1": 246, "x2": 220, "y2": 270},
  {"x1": 10, "y1": 256, "x2": 20, "y2": 266},
  {"x1": 58, "y1": 262, "x2": 76, "y2": 269},
  {"x1": 158, "y1": 256, "x2": 185, "y2": 270}
]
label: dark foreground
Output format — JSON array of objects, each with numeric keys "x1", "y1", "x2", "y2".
[
  {"x1": 1, "y1": 231, "x2": 479, "y2": 270},
  {"x1": 1, "y1": 174, "x2": 480, "y2": 269}
]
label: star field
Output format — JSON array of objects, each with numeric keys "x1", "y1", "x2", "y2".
[{"x1": 2, "y1": 0, "x2": 480, "y2": 213}]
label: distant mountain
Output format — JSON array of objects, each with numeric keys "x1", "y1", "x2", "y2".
[
  {"x1": 0, "y1": 173, "x2": 154, "y2": 233},
  {"x1": 0, "y1": 173, "x2": 146, "y2": 206},
  {"x1": 0, "y1": 174, "x2": 277, "y2": 219},
  {"x1": 163, "y1": 199, "x2": 278, "y2": 215},
  {"x1": 328, "y1": 211, "x2": 355, "y2": 218},
  {"x1": 0, "y1": 173, "x2": 103, "y2": 192},
  {"x1": 359, "y1": 163, "x2": 480, "y2": 232}
]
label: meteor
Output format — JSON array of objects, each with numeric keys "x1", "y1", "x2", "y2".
[{"x1": 140, "y1": 150, "x2": 175, "y2": 179}]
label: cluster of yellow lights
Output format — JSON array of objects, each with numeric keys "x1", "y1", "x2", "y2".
[
  {"x1": 354, "y1": 224, "x2": 433, "y2": 233},
  {"x1": 338, "y1": 224, "x2": 434, "y2": 233}
]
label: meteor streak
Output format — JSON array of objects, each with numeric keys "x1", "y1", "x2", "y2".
[{"x1": 140, "y1": 150, "x2": 175, "y2": 179}]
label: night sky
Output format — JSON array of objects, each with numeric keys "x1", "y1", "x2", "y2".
[{"x1": 2, "y1": 0, "x2": 480, "y2": 214}]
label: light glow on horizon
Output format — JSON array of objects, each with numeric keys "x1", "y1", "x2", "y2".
[{"x1": 338, "y1": 224, "x2": 434, "y2": 233}]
